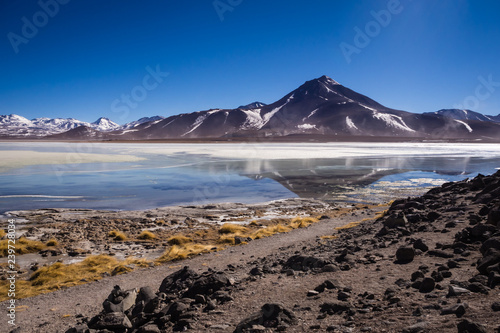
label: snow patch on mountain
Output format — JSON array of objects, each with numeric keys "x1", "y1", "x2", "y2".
[
  {"x1": 297, "y1": 123, "x2": 316, "y2": 130},
  {"x1": 358, "y1": 103, "x2": 378, "y2": 112},
  {"x1": 345, "y1": 116, "x2": 358, "y2": 130},
  {"x1": 454, "y1": 119, "x2": 473, "y2": 133},
  {"x1": 122, "y1": 116, "x2": 165, "y2": 130},
  {"x1": 262, "y1": 95, "x2": 294, "y2": 125},
  {"x1": 373, "y1": 112, "x2": 415, "y2": 132},
  {"x1": 183, "y1": 114, "x2": 208, "y2": 136},
  {"x1": 241, "y1": 109, "x2": 263, "y2": 129}
]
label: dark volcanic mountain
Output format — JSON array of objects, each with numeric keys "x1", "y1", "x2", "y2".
[
  {"x1": 107, "y1": 75, "x2": 500, "y2": 140},
  {"x1": 6, "y1": 75, "x2": 500, "y2": 141}
]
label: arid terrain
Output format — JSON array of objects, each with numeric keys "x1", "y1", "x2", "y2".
[{"x1": 2, "y1": 171, "x2": 500, "y2": 333}]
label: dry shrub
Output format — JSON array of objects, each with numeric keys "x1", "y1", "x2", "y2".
[
  {"x1": 0, "y1": 255, "x2": 150, "y2": 301},
  {"x1": 375, "y1": 209, "x2": 388, "y2": 219},
  {"x1": 111, "y1": 264, "x2": 134, "y2": 276},
  {"x1": 46, "y1": 239, "x2": 58, "y2": 247},
  {"x1": 138, "y1": 230, "x2": 157, "y2": 240},
  {"x1": 156, "y1": 244, "x2": 218, "y2": 263},
  {"x1": 320, "y1": 235, "x2": 338, "y2": 240},
  {"x1": 167, "y1": 235, "x2": 193, "y2": 246},
  {"x1": 108, "y1": 230, "x2": 127, "y2": 241},
  {"x1": 217, "y1": 235, "x2": 235, "y2": 245},
  {"x1": 0, "y1": 237, "x2": 45, "y2": 257},
  {"x1": 218, "y1": 223, "x2": 248, "y2": 235},
  {"x1": 289, "y1": 217, "x2": 318, "y2": 229},
  {"x1": 251, "y1": 224, "x2": 291, "y2": 239}
]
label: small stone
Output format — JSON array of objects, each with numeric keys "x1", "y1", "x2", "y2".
[
  {"x1": 441, "y1": 303, "x2": 467, "y2": 318},
  {"x1": 492, "y1": 302, "x2": 500, "y2": 311},
  {"x1": 250, "y1": 267, "x2": 263, "y2": 276},
  {"x1": 322, "y1": 264, "x2": 338, "y2": 272},
  {"x1": 447, "y1": 285, "x2": 470, "y2": 297},
  {"x1": 402, "y1": 321, "x2": 428, "y2": 333},
  {"x1": 396, "y1": 246, "x2": 415, "y2": 263},
  {"x1": 411, "y1": 271, "x2": 424, "y2": 282},
  {"x1": 419, "y1": 277, "x2": 435, "y2": 293},
  {"x1": 413, "y1": 239, "x2": 429, "y2": 252},
  {"x1": 307, "y1": 290, "x2": 320, "y2": 297}
]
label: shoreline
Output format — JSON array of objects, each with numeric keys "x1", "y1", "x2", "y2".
[
  {"x1": 1, "y1": 202, "x2": 386, "y2": 333},
  {"x1": 1, "y1": 198, "x2": 373, "y2": 301},
  {"x1": 2, "y1": 134, "x2": 500, "y2": 144},
  {"x1": 1, "y1": 172, "x2": 500, "y2": 332}
]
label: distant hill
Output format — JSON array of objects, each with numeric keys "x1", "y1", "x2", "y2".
[{"x1": 424, "y1": 109, "x2": 500, "y2": 123}]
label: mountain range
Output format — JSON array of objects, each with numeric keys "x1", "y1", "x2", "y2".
[{"x1": 2, "y1": 75, "x2": 500, "y2": 141}]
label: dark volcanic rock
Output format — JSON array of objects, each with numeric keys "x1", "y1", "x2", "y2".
[
  {"x1": 102, "y1": 286, "x2": 137, "y2": 313},
  {"x1": 396, "y1": 246, "x2": 415, "y2": 263},
  {"x1": 158, "y1": 266, "x2": 198, "y2": 294},
  {"x1": 440, "y1": 303, "x2": 467, "y2": 317},
  {"x1": 457, "y1": 319, "x2": 487, "y2": 333},
  {"x1": 89, "y1": 312, "x2": 133, "y2": 330},
  {"x1": 284, "y1": 255, "x2": 328, "y2": 271},
  {"x1": 320, "y1": 301, "x2": 352, "y2": 315},
  {"x1": 418, "y1": 277, "x2": 435, "y2": 293},
  {"x1": 234, "y1": 303, "x2": 297, "y2": 333},
  {"x1": 183, "y1": 271, "x2": 231, "y2": 298},
  {"x1": 413, "y1": 239, "x2": 429, "y2": 252}
]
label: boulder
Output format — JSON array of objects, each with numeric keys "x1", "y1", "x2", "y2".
[
  {"x1": 159, "y1": 266, "x2": 198, "y2": 294},
  {"x1": 396, "y1": 246, "x2": 415, "y2": 263},
  {"x1": 457, "y1": 319, "x2": 487, "y2": 333},
  {"x1": 383, "y1": 214, "x2": 407, "y2": 228},
  {"x1": 102, "y1": 286, "x2": 137, "y2": 313},
  {"x1": 89, "y1": 312, "x2": 132, "y2": 330},
  {"x1": 183, "y1": 271, "x2": 230, "y2": 298},
  {"x1": 234, "y1": 303, "x2": 297, "y2": 333},
  {"x1": 419, "y1": 277, "x2": 435, "y2": 293},
  {"x1": 480, "y1": 236, "x2": 500, "y2": 255},
  {"x1": 284, "y1": 255, "x2": 328, "y2": 271},
  {"x1": 477, "y1": 250, "x2": 500, "y2": 275}
]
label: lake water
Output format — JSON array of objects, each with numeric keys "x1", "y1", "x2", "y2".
[{"x1": 1, "y1": 142, "x2": 500, "y2": 213}]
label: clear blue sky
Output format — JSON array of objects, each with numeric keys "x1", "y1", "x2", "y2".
[{"x1": 1, "y1": 0, "x2": 499, "y2": 124}]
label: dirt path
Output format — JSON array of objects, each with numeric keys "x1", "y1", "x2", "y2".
[{"x1": 4, "y1": 207, "x2": 380, "y2": 333}]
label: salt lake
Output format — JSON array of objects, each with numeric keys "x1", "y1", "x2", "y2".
[{"x1": 1, "y1": 142, "x2": 500, "y2": 213}]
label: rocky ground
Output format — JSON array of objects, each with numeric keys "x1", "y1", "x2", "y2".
[
  {"x1": 0, "y1": 198, "x2": 336, "y2": 274},
  {"x1": 4, "y1": 171, "x2": 500, "y2": 333}
]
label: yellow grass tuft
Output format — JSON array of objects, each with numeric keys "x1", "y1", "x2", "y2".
[
  {"x1": 0, "y1": 237, "x2": 45, "y2": 257},
  {"x1": 111, "y1": 264, "x2": 134, "y2": 276},
  {"x1": 217, "y1": 235, "x2": 236, "y2": 245},
  {"x1": 375, "y1": 209, "x2": 388, "y2": 219},
  {"x1": 249, "y1": 220, "x2": 259, "y2": 226},
  {"x1": 167, "y1": 235, "x2": 193, "y2": 246},
  {"x1": 137, "y1": 230, "x2": 157, "y2": 240},
  {"x1": 108, "y1": 230, "x2": 127, "y2": 241},
  {"x1": 320, "y1": 235, "x2": 338, "y2": 240},
  {"x1": 218, "y1": 223, "x2": 248, "y2": 235},
  {"x1": 0, "y1": 229, "x2": 5, "y2": 239},
  {"x1": 156, "y1": 244, "x2": 218, "y2": 263},
  {"x1": 251, "y1": 224, "x2": 291, "y2": 239},
  {"x1": 289, "y1": 217, "x2": 318, "y2": 229},
  {"x1": 46, "y1": 239, "x2": 58, "y2": 247},
  {"x1": 0, "y1": 254, "x2": 150, "y2": 301},
  {"x1": 335, "y1": 221, "x2": 362, "y2": 230}
]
